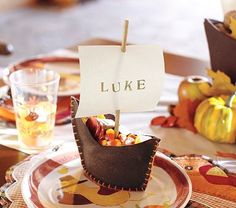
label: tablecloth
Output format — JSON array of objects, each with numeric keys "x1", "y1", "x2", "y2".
[
  {"x1": 1, "y1": 49, "x2": 236, "y2": 207},
  {"x1": 0, "y1": 49, "x2": 235, "y2": 158}
]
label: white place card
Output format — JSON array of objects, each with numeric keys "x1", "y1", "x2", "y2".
[{"x1": 76, "y1": 45, "x2": 164, "y2": 118}]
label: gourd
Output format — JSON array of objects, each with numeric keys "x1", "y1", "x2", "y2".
[{"x1": 194, "y1": 92, "x2": 236, "y2": 143}]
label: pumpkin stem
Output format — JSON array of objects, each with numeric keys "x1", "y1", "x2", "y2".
[{"x1": 226, "y1": 92, "x2": 236, "y2": 108}]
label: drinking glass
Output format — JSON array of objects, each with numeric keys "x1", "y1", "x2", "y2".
[{"x1": 9, "y1": 68, "x2": 60, "y2": 150}]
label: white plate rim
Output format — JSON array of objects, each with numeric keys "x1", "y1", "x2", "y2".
[{"x1": 21, "y1": 142, "x2": 192, "y2": 208}]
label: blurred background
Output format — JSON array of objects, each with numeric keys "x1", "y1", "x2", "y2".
[{"x1": 0, "y1": 0, "x2": 225, "y2": 67}]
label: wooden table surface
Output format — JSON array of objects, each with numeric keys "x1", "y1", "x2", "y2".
[{"x1": 0, "y1": 38, "x2": 209, "y2": 187}]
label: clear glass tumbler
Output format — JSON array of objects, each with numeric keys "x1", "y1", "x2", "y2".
[{"x1": 9, "y1": 68, "x2": 60, "y2": 150}]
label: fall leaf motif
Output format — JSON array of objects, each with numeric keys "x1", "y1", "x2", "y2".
[
  {"x1": 173, "y1": 99, "x2": 201, "y2": 133},
  {"x1": 161, "y1": 116, "x2": 177, "y2": 128},
  {"x1": 151, "y1": 116, "x2": 166, "y2": 126},
  {"x1": 150, "y1": 116, "x2": 178, "y2": 128},
  {"x1": 25, "y1": 111, "x2": 39, "y2": 121},
  {"x1": 208, "y1": 69, "x2": 231, "y2": 83},
  {"x1": 229, "y1": 16, "x2": 236, "y2": 39},
  {"x1": 198, "y1": 69, "x2": 236, "y2": 97}
]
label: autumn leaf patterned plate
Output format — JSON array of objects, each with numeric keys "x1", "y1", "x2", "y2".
[
  {"x1": 21, "y1": 142, "x2": 192, "y2": 208},
  {"x1": 4, "y1": 56, "x2": 80, "y2": 97},
  {"x1": 0, "y1": 56, "x2": 80, "y2": 124}
]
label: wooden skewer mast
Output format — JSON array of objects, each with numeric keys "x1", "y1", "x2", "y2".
[
  {"x1": 121, "y1": 20, "x2": 129, "y2": 53},
  {"x1": 114, "y1": 20, "x2": 129, "y2": 138}
]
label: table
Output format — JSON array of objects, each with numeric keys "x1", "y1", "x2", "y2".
[{"x1": 0, "y1": 38, "x2": 209, "y2": 187}]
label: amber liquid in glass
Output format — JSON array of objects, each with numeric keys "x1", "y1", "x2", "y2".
[{"x1": 15, "y1": 101, "x2": 56, "y2": 149}]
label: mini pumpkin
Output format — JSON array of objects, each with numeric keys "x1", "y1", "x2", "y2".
[{"x1": 194, "y1": 92, "x2": 236, "y2": 143}]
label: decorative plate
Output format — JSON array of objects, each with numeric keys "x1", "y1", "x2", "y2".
[
  {"x1": 0, "y1": 56, "x2": 80, "y2": 124},
  {"x1": 4, "y1": 56, "x2": 80, "y2": 97},
  {"x1": 21, "y1": 142, "x2": 192, "y2": 208}
]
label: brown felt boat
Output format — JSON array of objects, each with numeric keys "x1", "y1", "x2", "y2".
[
  {"x1": 71, "y1": 97, "x2": 160, "y2": 191},
  {"x1": 205, "y1": 18, "x2": 236, "y2": 83}
]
